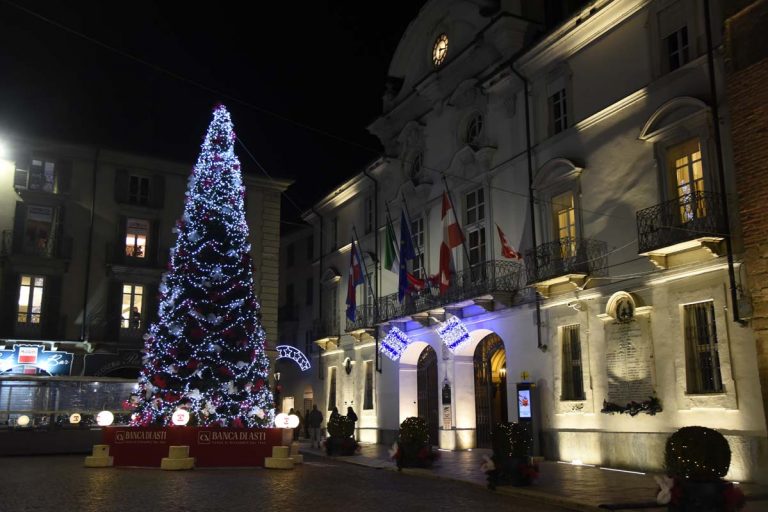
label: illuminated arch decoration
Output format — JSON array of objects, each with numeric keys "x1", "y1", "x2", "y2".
[
  {"x1": 275, "y1": 345, "x2": 311, "y2": 371},
  {"x1": 380, "y1": 326, "x2": 411, "y2": 361},
  {"x1": 436, "y1": 316, "x2": 470, "y2": 352}
]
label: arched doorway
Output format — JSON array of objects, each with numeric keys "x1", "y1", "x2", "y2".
[
  {"x1": 473, "y1": 334, "x2": 508, "y2": 448},
  {"x1": 417, "y1": 345, "x2": 439, "y2": 445}
]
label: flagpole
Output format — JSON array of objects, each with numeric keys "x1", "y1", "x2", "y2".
[
  {"x1": 400, "y1": 192, "x2": 433, "y2": 294},
  {"x1": 352, "y1": 225, "x2": 377, "y2": 314},
  {"x1": 441, "y1": 175, "x2": 472, "y2": 270}
]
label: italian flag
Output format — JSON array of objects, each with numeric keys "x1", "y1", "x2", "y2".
[{"x1": 384, "y1": 216, "x2": 399, "y2": 274}]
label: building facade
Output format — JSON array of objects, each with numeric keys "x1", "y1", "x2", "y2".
[
  {"x1": 0, "y1": 137, "x2": 289, "y2": 381},
  {"x1": 285, "y1": 0, "x2": 767, "y2": 482}
]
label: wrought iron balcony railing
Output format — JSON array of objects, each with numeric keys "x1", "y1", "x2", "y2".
[
  {"x1": 524, "y1": 237, "x2": 608, "y2": 285},
  {"x1": 1, "y1": 230, "x2": 73, "y2": 260},
  {"x1": 312, "y1": 318, "x2": 340, "y2": 341},
  {"x1": 636, "y1": 191, "x2": 727, "y2": 255},
  {"x1": 345, "y1": 259, "x2": 525, "y2": 330}
]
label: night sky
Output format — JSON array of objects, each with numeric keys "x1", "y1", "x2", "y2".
[{"x1": 0, "y1": 1, "x2": 427, "y2": 221}]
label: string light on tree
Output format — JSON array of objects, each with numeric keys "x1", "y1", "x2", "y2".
[{"x1": 131, "y1": 105, "x2": 274, "y2": 428}]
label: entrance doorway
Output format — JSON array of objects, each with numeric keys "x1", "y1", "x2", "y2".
[
  {"x1": 473, "y1": 334, "x2": 508, "y2": 448},
  {"x1": 417, "y1": 345, "x2": 439, "y2": 445}
]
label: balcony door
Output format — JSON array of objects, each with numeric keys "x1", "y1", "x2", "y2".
[
  {"x1": 668, "y1": 138, "x2": 705, "y2": 224},
  {"x1": 552, "y1": 191, "x2": 576, "y2": 259}
]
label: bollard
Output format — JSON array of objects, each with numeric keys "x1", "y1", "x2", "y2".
[
  {"x1": 160, "y1": 445, "x2": 195, "y2": 470},
  {"x1": 84, "y1": 444, "x2": 114, "y2": 468}
]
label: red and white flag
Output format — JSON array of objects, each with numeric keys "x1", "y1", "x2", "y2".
[
  {"x1": 496, "y1": 224, "x2": 522, "y2": 260},
  {"x1": 438, "y1": 192, "x2": 464, "y2": 294}
]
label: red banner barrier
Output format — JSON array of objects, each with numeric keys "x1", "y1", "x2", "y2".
[{"x1": 102, "y1": 427, "x2": 284, "y2": 467}]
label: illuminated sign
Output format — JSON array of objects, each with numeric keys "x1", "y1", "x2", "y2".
[
  {"x1": 96, "y1": 411, "x2": 115, "y2": 426},
  {"x1": 275, "y1": 345, "x2": 311, "y2": 371},
  {"x1": 0, "y1": 345, "x2": 73, "y2": 376},
  {"x1": 274, "y1": 413, "x2": 300, "y2": 429},
  {"x1": 518, "y1": 389, "x2": 531, "y2": 419},
  {"x1": 172, "y1": 409, "x2": 190, "y2": 426},
  {"x1": 69, "y1": 413, "x2": 82, "y2": 424}
]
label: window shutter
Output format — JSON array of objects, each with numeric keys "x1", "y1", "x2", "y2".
[
  {"x1": 42, "y1": 275, "x2": 63, "y2": 339},
  {"x1": 0, "y1": 273, "x2": 19, "y2": 337},
  {"x1": 151, "y1": 175, "x2": 165, "y2": 208},
  {"x1": 114, "y1": 169, "x2": 129, "y2": 203},
  {"x1": 56, "y1": 159, "x2": 73, "y2": 194},
  {"x1": 106, "y1": 280, "x2": 122, "y2": 343},
  {"x1": 12, "y1": 202, "x2": 26, "y2": 254}
]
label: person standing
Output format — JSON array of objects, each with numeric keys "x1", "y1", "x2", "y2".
[{"x1": 308, "y1": 405, "x2": 323, "y2": 448}]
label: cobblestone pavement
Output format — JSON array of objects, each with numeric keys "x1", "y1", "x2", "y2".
[{"x1": 0, "y1": 454, "x2": 572, "y2": 512}]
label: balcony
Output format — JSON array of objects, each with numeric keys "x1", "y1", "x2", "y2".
[
  {"x1": 636, "y1": 191, "x2": 727, "y2": 269},
  {"x1": 524, "y1": 237, "x2": 608, "y2": 296},
  {"x1": 345, "y1": 260, "x2": 525, "y2": 330},
  {"x1": 312, "y1": 318, "x2": 340, "y2": 350},
  {"x1": 1, "y1": 230, "x2": 73, "y2": 276}
]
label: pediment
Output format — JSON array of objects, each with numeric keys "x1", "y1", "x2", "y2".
[{"x1": 639, "y1": 97, "x2": 709, "y2": 142}]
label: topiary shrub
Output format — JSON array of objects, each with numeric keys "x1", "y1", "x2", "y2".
[
  {"x1": 327, "y1": 415, "x2": 355, "y2": 439},
  {"x1": 398, "y1": 417, "x2": 429, "y2": 445},
  {"x1": 665, "y1": 426, "x2": 731, "y2": 480},
  {"x1": 493, "y1": 422, "x2": 533, "y2": 459}
]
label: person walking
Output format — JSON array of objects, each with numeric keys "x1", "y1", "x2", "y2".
[{"x1": 308, "y1": 405, "x2": 323, "y2": 449}]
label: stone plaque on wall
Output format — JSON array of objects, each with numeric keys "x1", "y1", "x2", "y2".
[{"x1": 605, "y1": 317, "x2": 655, "y2": 405}]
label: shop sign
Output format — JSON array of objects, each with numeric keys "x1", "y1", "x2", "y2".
[{"x1": 0, "y1": 345, "x2": 73, "y2": 376}]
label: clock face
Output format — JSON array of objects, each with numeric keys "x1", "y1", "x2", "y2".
[{"x1": 432, "y1": 34, "x2": 448, "y2": 67}]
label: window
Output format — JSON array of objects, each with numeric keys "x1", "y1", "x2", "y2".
[
  {"x1": 121, "y1": 284, "x2": 144, "y2": 330},
  {"x1": 363, "y1": 361, "x2": 374, "y2": 410},
  {"x1": 286, "y1": 243, "x2": 295, "y2": 267},
  {"x1": 548, "y1": 89, "x2": 568, "y2": 135},
  {"x1": 27, "y1": 160, "x2": 56, "y2": 192},
  {"x1": 465, "y1": 188, "x2": 485, "y2": 225},
  {"x1": 364, "y1": 196, "x2": 374, "y2": 234},
  {"x1": 561, "y1": 325, "x2": 585, "y2": 400},
  {"x1": 129, "y1": 176, "x2": 150, "y2": 205},
  {"x1": 684, "y1": 301, "x2": 723, "y2": 394},
  {"x1": 23, "y1": 206, "x2": 54, "y2": 256},
  {"x1": 306, "y1": 278, "x2": 313, "y2": 306},
  {"x1": 125, "y1": 218, "x2": 149, "y2": 258},
  {"x1": 17, "y1": 275, "x2": 44, "y2": 324},
  {"x1": 328, "y1": 367, "x2": 337, "y2": 411},
  {"x1": 410, "y1": 216, "x2": 425, "y2": 279},
  {"x1": 465, "y1": 113, "x2": 484, "y2": 147},
  {"x1": 668, "y1": 138, "x2": 705, "y2": 222},
  {"x1": 306, "y1": 235, "x2": 313, "y2": 260},
  {"x1": 552, "y1": 191, "x2": 576, "y2": 257},
  {"x1": 658, "y1": 2, "x2": 690, "y2": 73},
  {"x1": 468, "y1": 228, "x2": 486, "y2": 268}
]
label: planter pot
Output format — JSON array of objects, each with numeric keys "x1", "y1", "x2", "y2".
[
  {"x1": 326, "y1": 436, "x2": 357, "y2": 456},
  {"x1": 396, "y1": 442, "x2": 435, "y2": 469},
  {"x1": 487, "y1": 456, "x2": 537, "y2": 489},
  {"x1": 668, "y1": 480, "x2": 741, "y2": 512}
]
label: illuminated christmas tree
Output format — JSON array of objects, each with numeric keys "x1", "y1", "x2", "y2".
[{"x1": 132, "y1": 105, "x2": 274, "y2": 428}]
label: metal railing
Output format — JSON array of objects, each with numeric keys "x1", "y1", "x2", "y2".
[
  {"x1": 0, "y1": 230, "x2": 72, "y2": 259},
  {"x1": 636, "y1": 191, "x2": 727, "y2": 254},
  {"x1": 312, "y1": 318, "x2": 340, "y2": 340},
  {"x1": 524, "y1": 237, "x2": 608, "y2": 285},
  {"x1": 344, "y1": 260, "x2": 525, "y2": 330}
]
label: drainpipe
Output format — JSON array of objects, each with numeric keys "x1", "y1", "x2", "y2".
[
  {"x1": 362, "y1": 166, "x2": 382, "y2": 373},
  {"x1": 510, "y1": 66, "x2": 546, "y2": 351},
  {"x1": 310, "y1": 207, "x2": 325, "y2": 380},
  {"x1": 80, "y1": 148, "x2": 99, "y2": 342},
  {"x1": 703, "y1": 0, "x2": 744, "y2": 324}
]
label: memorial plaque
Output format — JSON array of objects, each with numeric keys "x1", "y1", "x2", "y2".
[{"x1": 605, "y1": 317, "x2": 655, "y2": 405}]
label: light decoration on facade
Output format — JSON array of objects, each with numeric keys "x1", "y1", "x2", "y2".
[
  {"x1": 275, "y1": 345, "x2": 311, "y2": 371},
  {"x1": 437, "y1": 316, "x2": 470, "y2": 352},
  {"x1": 380, "y1": 326, "x2": 411, "y2": 361},
  {"x1": 130, "y1": 105, "x2": 274, "y2": 429},
  {"x1": 16, "y1": 415, "x2": 30, "y2": 427},
  {"x1": 96, "y1": 410, "x2": 114, "y2": 426},
  {"x1": 69, "y1": 413, "x2": 82, "y2": 424}
]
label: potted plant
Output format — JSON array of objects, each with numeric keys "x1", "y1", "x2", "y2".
[
  {"x1": 485, "y1": 422, "x2": 538, "y2": 489},
  {"x1": 392, "y1": 417, "x2": 438, "y2": 470},
  {"x1": 325, "y1": 415, "x2": 358, "y2": 456},
  {"x1": 656, "y1": 426, "x2": 744, "y2": 512}
]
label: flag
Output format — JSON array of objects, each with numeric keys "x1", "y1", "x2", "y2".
[
  {"x1": 496, "y1": 224, "x2": 522, "y2": 259},
  {"x1": 406, "y1": 272, "x2": 425, "y2": 292},
  {"x1": 384, "y1": 215, "x2": 399, "y2": 274},
  {"x1": 437, "y1": 191, "x2": 464, "y2": 294},
  {"x1": 346, "y1": 239, "x2": 366, "y2": 321},
  {"x1": 398, "y1": 211, "x2": 417, "y2": 302}
]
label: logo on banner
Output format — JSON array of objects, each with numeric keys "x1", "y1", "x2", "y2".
[
  {"x1": 114, "y1": 430, "x2": 167, "y2": 444},
  {"x1": 198, "y1": 431, "x2": 211, "y2": 444},
  {"x1": 18, "y1": 346, "x2": 38, "y2": 364}
]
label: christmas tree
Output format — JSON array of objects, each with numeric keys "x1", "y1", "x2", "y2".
[{"x1": 132, "y1": 105, "x2": 274, "y2": 428}]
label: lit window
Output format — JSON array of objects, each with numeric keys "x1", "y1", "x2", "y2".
[
  {"x1": 684, "y1": 301, "x2": 723, "y2": 394},
  {"x1": 17, "y1": 275, "x2": 44, "y2": 324},
  {"x1": 549, "y1": 89, "x2": 568, "y2": 135},
  {"x1": 121, "y1": 284, "x2": 144, "y2": 330},
  {"x1": 668, "y1": 138, "x2": 705, "y2": 222},
  {"x1": 23, "y1": 205, "x2": 53, "y2": 256},
  {"x1": 125, "y1": 218, "x2": 149, "y2": 258},
  {"x1": 561, "y1": 325, "x2": 585, "y2": 400},
  {"x1": 129, "y1": 176, "x2": 150, "y2": 205},
  {"x1": 552, "y1": 191, "x2": 576, "y2": 257},
  {"x1": 29, "y1": 160, "x2": 55, "y2": 192},
  {"x1": 363, "y1": 361, "x2": 374, "y2": 410}
]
